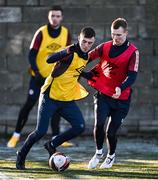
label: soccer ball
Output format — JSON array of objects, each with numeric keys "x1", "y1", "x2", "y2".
[{"x1": 49, "y1": 152, "x2": 70, "y2": 172}]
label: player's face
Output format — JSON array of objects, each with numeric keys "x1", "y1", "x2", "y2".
[
  {"x1": 111, "y1": 26, "x2": 128, "y2": 46},
  {"x1": 78, "y1": 34, "x2": 95, "y2": 53},
  {"x1": 48, "y1": 10, "x2": 63, "y2": 28}
]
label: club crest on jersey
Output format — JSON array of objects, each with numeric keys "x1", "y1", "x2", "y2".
[
  {"x1": 47, "y1": 43, "x2": 61, "y2": 51},
  {"x1": 73, "y1": 65, "x2": 85, "y2": 77},
  {"x1": 76, "y1": 65, "x2": 85, "y2": 74}
]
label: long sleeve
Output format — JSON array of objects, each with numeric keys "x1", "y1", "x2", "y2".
[
  {"x1": 88, "y1": 43, "x2": 104, "y2": 62},
  {"x1": 28, "y1": 30, "x2": 42, "y2": 72},
  {"x1": 119, "y1": 71, "x2": 137, "y2": 91},
  {"x1": 28, "y1": 49, "x2": 38, "y2": 72},
  {"x1": 66, "y1": 30, "x2": 72, "y2": 46},
  {"x1": 47, "y1": 49, "x2": 69, "y2": 64},
  {"x1": 119, "y1": 50, "x2": 139, "y2": 91}
]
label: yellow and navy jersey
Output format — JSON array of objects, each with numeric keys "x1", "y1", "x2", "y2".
[
  {"x1": 41, "y1": 44, "x2": 89, "y2": 101},
  {"x1": 29, "y1": 24, "x2": 70, "y2": 78}
]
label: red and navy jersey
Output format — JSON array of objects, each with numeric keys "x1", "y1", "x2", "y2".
[{"x1": 88, "y1": 40, "x2": 139, "y2": 100}]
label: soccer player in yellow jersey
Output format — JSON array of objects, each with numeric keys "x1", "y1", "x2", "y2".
[
  {"x1": 16, "y1": 27, "x2": 96, "y2": 170},
  {"x1": 7, "y1": 5, "x2": 71, "y2": 148}
]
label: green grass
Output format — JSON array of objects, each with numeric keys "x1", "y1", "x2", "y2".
[
  {"x1": 0, "y1": 156, "x2": 158, "y2": 179},
  {"x1": 1, "y1": 137, "x2": 158, "y2": 179}
]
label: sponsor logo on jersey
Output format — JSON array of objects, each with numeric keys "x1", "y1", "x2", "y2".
[{"x1": 47, "y1": 43, "x2": 61, "y2": 51}]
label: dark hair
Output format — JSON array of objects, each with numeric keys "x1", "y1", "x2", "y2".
[
  {"x1": 111, "y1": 18, "x2": 128, "y2": 30},
  {"x1": 80, "y1": 27, "x2": 96, "y2": 38},
  {"x1": 49, "y1": 5, "x2": 63, "y2": 14}
]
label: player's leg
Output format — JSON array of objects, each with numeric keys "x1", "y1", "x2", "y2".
[
  {"x1": 50, "y1": 112, "x2": 74, "y2": 147},
  {"x1": 100, "y1": 98, "x2": 130, "y2": 169},
  {"x1": 88, "y1": 93, "x2": 110, "y2": 169},
  {"x1": 51, "y1": 111, "x2": 60, "y2": 137},
  {"x1": 16, "y1": 92, "x2": 57, "y2": 170},
  {"x1": 44, "y1": 101, "x2": 85, "y2": 154},
  {"x1": 7, "y1": 77, "x2": 40, "y2": 148}
]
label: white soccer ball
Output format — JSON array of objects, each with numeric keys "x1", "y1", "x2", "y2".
[{"x1": 49, "y1": 152, "x2": 70, "y2": 172}]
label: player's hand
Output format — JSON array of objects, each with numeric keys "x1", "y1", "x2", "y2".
[
  {"x1": 112, "y1": 87, "x2": 121, "y2": 99},
  {"x1": 80, "y1": 71, "x2": 94, "y2": 80},
  {"x1": 80, "y1": 70, "x2": 99, "y2": 81},
  {"x1": 34, "y1": 72, "x2": 45, "y2": 87},
  {"x1": 91, "y1": 68, "x2": 100, "y2": 77}
]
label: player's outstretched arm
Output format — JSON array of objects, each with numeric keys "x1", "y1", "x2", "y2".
[
  {"x1": 47, "y1": 44, "x2": 76, "y2": 64},
  {"x1": 47, "y1": 49, "x2": 69, "y2": 63}
]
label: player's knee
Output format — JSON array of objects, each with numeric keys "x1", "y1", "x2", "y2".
[
  {"x1": 35, "y1": 129, "x2": 46, "y2": 139},
  {"x1": 95, "y1": 121, "x2": 105, "y2": 130},
  {"x1": 74, "y1": 123, "x2": 85, "y2": 135},
  {"x1": 27, "y1": 130, "x2": 43, "y2": 144},
  {"x1": 79, "y1": 123, "x2": 85, "y2": 133},
  {"x1": 27, "y1": 95, "x2": 37, "y2": 105},
  {"x1": 106, "y1": 131, "x2": 116, "y2": 140}
]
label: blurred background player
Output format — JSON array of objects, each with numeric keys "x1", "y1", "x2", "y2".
[
  {"x1": 16, "y1": 27, "x2": 96, "y2": 170},
  {"x1": 83, "y1": 18, "x2": 139, "y2": 169},
  {"x1": 7, "y1": 5, "x2": 73, "y2": 148}
]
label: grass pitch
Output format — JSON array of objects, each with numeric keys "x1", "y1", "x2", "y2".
[{"x1": 0, "y1": 137, "x2": 158, "y2": 179}]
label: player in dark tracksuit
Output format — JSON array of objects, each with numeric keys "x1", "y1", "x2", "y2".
[
  {"x1": 85, "y1": 18, "x2": 140, "y2": 169},
  {"x1": 7, "y1": 5, "x2": 71, "y2": 148},
  {"x1": 16, "y1": 27, "x2": 96, "y2": 170}
]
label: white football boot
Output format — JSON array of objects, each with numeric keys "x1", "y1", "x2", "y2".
[
  {"x1": 88, "y1": 153, "x2": 103, "y2": 169},
  {"x1": 100, "y1": 153, "x2": 115, "y2": 169}
]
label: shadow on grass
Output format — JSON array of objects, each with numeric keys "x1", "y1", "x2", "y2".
[
  {"x1": 119, "y1": 152, "x2": 158, "y2": 161},
  {"x1": 0, "y1": 165, "x2": 158, "y2": 179}
]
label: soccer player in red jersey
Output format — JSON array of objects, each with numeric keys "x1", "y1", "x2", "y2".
[{"x1": 85, "y1": 18, "x2": 139, "y2": 169}]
